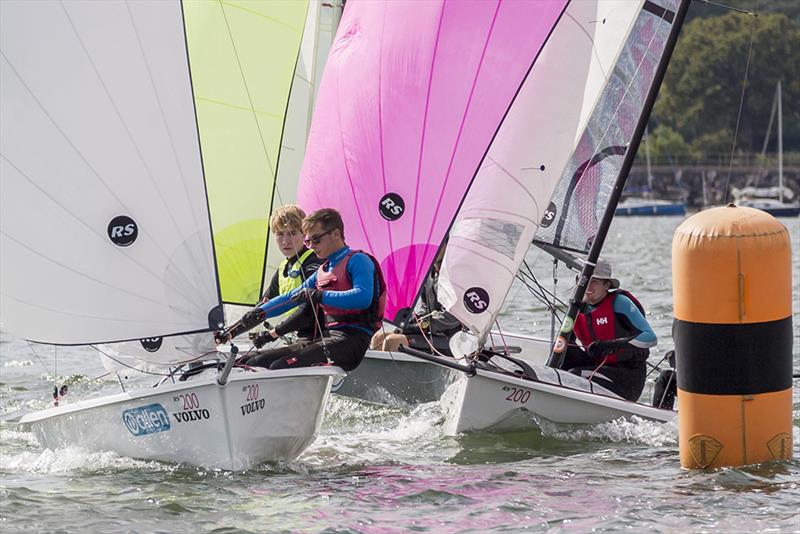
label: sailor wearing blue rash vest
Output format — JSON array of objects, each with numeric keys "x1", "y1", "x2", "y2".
[
  {"x1": 219, "y1": 208, "x2": 386, "y2": 371},
  {"x1": 257, "y1": 246, "x2": 378, "y2": 335},
  {"x1": 557, "y1": 260, "x2": 656, "y2": 401}
]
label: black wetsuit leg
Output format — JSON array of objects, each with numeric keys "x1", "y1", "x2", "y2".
[
  {"x1": 557, "y1": 346, "x2": 646, "y2": 401},
  {"x1": 404, "y1": 333, "x2": 453, "y2": 356},
  {"x1": 269, "y1": 328, "x2": 372, "y2": 372},
  {"x1": 557, "y1": 345, "x2": 594, "y2": 370},
  {"x1": 568, "y1": 361, "x2": 647, "y2": 401},
  {"x1": 274, "y1": 302, "x2": 323, "y2": 340},
  {"x1": 241, "y1": 342, "x2": 308, "y2": 368}
]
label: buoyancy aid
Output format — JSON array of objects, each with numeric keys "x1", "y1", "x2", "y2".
[
  {"x1": 278, "y1": 248, "x2": 315, "y2": 295},
  {"x1": 315, "y1": 250, "x2": 386, "y2": 331},
  {"x1": 573, "y1": 289, "x2": 646, "y2": 364}
]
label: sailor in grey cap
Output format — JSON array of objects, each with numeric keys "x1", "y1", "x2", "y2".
[{"x1": 557, "y1": 259, "x2": 657, "y2": 401}]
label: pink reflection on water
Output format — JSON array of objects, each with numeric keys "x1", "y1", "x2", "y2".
[{"x1": 304, "y1": 464, "x2": 624, "y2": 532}]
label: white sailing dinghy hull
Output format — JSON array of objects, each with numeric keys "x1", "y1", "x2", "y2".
[
  {"x1": 441, "y1": 365, "x2": 676, "y2": 435},
  {"x1": 333, "y1": 350, "x2": 458, "y2": 406},
  {"x1": 334, "y1": 332, "x2": 552, "y2": 406},
  {"x1": 20, "y1": 366, "x2": 344, "y2": 471}
]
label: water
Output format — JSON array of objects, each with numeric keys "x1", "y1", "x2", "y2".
[{"x1": 2, "y1": 217, "x2": 799, "y2": 532}]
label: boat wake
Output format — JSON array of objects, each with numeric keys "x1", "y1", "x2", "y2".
[
  {"x1": 0, "y1": 431, "x2": 168, "y2": 474},
  {"x1": 300, "y1": 397, "x2": 456, "y2": 468},
  {"x1": 538, "y1": 415, "x2": 678, "y2": 447}
]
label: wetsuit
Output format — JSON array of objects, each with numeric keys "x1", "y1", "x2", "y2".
[
  {"x1": 260, "y1": 247, "x2": 322, "y2": 340},
  {"x1": 398, "y1": 271, "x2": 462, "y2": 354},
  {"x1": 559, "y1": 290, "x2": 656, "y2": 401},
  {"x1": 243, "y1": 246, "x2": 385, "y2": 371}
]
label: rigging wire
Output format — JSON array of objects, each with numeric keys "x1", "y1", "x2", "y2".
[
  {"x1": 25, "y1": 341, "x2": 53, "y2": 377},
  {"x1": 90, "y1": 345, "x2": 222, "y2": 378},
  {"x1": 723, "y1": 0, "x2": 760, "y2": 203},
  {"x1": 515, "y1": 259, "x2": 568, "y2": 323},
  {"x1": 694, "y1": 0, "x2": 756, "y2": 16}
]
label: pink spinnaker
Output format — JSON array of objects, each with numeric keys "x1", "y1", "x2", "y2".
[{"x1": 298, "y1": 0, "x2": 568, "y2": 322}]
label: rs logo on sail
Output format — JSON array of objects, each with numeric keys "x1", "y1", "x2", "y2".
[
  {"x1": 379, "y1": 193, "x2": 405, "y2": 221},
  {"x1": 122, "y1": 404, "x2": 171, "y2": 436},
  {"x1": 463, "y1": 287, "x2": 490, "y2": 313},
  {"x1": 107, "y1": 215, "x2": 138, "y2": 247}
]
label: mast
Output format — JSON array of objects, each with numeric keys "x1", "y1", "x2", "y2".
[
  {"x1": 778, "y1": 80, "x2": 783, "y2": 203},
  {"x1": 546, "y1": 0, "x2": 691, "y2": 367},
  {"x1": 645, "y1": 126, "x2": 653, "y2": 197}
]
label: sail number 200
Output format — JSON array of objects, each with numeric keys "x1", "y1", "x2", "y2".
[
  {"x1": 503, "y1": 386, "x2": 530, "y2": 404},
  {"x1": 174, "y1": 393, "x2": 200, "y2": 410}
]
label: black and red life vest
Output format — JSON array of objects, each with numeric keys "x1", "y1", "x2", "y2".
[
  {"x1": 315, "y1": 250, "x2": 386, "y2": 332},
  {"x1": 573, "y1": 289, "x2": 645, "y2": 364}
]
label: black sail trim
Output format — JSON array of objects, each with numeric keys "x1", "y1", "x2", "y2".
[{"x1": 643, "y1": 0, "x2": 675, "y2": 23}]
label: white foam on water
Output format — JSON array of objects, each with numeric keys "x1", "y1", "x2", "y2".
[
  {"x1": 0, "y1": 427, "x2": 39, "y2": 448},
  {"x1": 303, "y1": 396, "x2": 457, "y2": 467},
  {"x1": 539, "y1": 415, "x2": 678, "y2": 447},
  {"x1": 0, "y1": 445, "x2": 169, "y2": 474},
  {"x1": 2, "y1": 359, "x2": 34, "y2": 367}
]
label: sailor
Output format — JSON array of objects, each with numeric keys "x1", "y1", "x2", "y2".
[
  {"x1": 218, "y1": 208, "x2": 386, "y2": 371},
  {"x1": 248, "y1": 204, "x2": 322, "y2": 347},
  {"x1": 370, "y1": 246, "x2": 462, "y2": 354},
  {"x1": 556, "y1": 259, "x2": 656, "y2": 401}
]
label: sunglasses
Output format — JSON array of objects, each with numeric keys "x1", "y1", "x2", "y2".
[{"x1": 303, "y1": 228, "x2": 334, "y2": 246}]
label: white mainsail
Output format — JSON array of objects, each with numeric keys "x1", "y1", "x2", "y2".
[
  {"x1": 0, "y1": 1, "x2": 220, "y2": 345},
  {"x1": 438, "y1": 0, "x2": 681, "y2": 341},
  {"x1": 100, "y1": 1, "x2": 343, "y2": 370}
]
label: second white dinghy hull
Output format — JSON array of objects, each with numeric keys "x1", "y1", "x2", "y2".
[
  {"x1": 333, "y1": 332, "x2": 553, "y2": 406},
  {"x1": 441, "y1": 364, "x2": 676, "y2": 435},
  {"x1": 20, "y1": 366, "x2": 345, "y2": 470}
]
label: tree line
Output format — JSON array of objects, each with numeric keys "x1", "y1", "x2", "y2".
[{"x1": 642, "y1": 1, "x2": 798, "y2": 167}]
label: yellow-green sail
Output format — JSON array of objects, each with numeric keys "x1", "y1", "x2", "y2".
[{"x1": 183, "y1": 0, "x2": 310, "y2": 305}]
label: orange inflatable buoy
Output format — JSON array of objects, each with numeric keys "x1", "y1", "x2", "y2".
[{"x1": 672, "y1": 205, "x2": 793, "y2": 469}]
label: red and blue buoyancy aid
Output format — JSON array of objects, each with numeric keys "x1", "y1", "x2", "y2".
[
  {"x1": 573, "y1": 289, "x2": 646, "y2": 364},
  {"x1": 315, "y1": 250, "x2": 386, "y2": 332}
]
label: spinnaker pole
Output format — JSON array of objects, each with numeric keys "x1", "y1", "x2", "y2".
[{"x1": 546, "y1": 0, "x2": 691, "y2": 368}]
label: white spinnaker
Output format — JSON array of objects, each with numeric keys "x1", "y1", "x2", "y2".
[
  {"x1": 438, "y1": 0, "x2": 642, "y2": 340},
  {"x1": 0, "y1": 1, "x2": 220, "y2": 345}
]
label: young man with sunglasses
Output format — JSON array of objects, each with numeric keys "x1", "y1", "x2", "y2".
[{"x1": 219, "y1": 208, "x2": 386, "y2": 372}]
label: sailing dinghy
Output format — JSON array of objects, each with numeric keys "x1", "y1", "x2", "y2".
[
  {"x1": 428, "y1": 0, "x2": 688, "y2": 434},
  {"x1": 1, "y1": 0, "x2": 343, "y2": 470}
]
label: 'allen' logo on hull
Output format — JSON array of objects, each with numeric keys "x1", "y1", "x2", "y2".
[{"x1": 122, "y1": 404, "x2": 171, "y2": 436}]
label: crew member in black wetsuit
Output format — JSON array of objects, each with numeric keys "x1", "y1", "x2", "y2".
[
  {"x1": 370, "y1": 247, "x2": 462, "y2": 354},
  {"x1": 248, "y1": 204, "x2": 322, "y2": 347}
]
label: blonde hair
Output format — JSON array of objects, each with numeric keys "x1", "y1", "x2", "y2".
[{"x1": 270, "y1": 205, "x2": 306, "y2": 233}]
